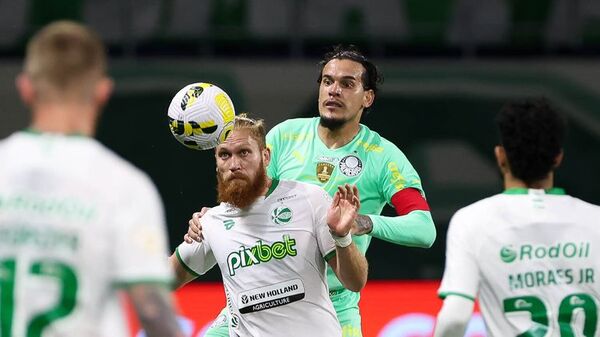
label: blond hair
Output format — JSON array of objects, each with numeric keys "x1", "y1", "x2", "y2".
[
  {"x1": 24, "y1": 21, "x2": 106, "y2": 95},
  {"x1": 233, "y1": 113, "x2": 267, "y2": 149}
]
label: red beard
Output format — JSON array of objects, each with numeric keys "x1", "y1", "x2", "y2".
[{"x1": 217, "y1": 162, "x2": 267, "y2": 209}]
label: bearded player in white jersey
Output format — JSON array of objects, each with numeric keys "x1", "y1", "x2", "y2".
[
  {"x1": 186, "y1": 45, "x2": 436, "y2": 337},
  {"x1": 169, "y1": 115, "x2": 368, "y2": 337},
  {"x1": 434, "y1": 98, "x2": 600, "y2": 337},
  {"x1": 0, "y1": 21, "x2": 182, "y2": 337}
]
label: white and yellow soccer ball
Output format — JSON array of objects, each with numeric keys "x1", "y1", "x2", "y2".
[{"x1": 167, "y1": 82, "x2": 235, "y2": 150}]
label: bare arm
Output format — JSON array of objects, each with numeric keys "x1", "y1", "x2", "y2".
[
  {"x1": 326, "y1": 184, "x2": 368, "y2": 291},
  {"x1": 125, "y1": 284, "x2": 184, "y2": 337},
  {"x1": 433, "y1": 295, "x2": 474, "y2": 337},
  {"x1": 327, "y1": 243, "x2": 368, "y2": 292},
  {"x1": 169, "y1": 253, "x2": 198, "y2": 289}
]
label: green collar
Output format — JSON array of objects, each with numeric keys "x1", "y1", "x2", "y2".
[
  {"x1": 503, "y1": 187, "x2": 566, "y2": 195},
  {"x1": 265, "y1": 179, "x2": 279, "y2": 198},
  {"x1": 23, "y1": 127, "x2": 87, "y2": 138}
]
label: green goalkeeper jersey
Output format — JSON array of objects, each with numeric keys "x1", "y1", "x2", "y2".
[{"x1": 266, "y1": 117, "x2": 429, "y2": 292}]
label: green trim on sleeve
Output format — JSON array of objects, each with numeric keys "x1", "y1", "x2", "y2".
[
  {"x1": 176, "y1": 248, "x2": 202, "y2": 277},
  {"x1": 438, "y1": 291, "x2": 476, "y2": 301},
  {"x1": 324, "y1": 249, "x2": 336, "y2": 262},
  {"x1": 113, "y1": 279, "x2": 173, "y2": 289}
]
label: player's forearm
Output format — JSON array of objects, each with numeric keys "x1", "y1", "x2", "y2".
[
  {"x1": 126, "y1": 284, "x2": 184, "y2": 337},
  {"x1": 368, "y1": 210, "x2": 436, "y2": 247},
  {"x1": 333, "y1": 243, "x2": 368, "y2": 292},
  {"x1": 433, "y1": 296, "x2": 474, "y2": 337},
  {"x1": 169, "y1": 254, "x2": 198, "y2": 289}
]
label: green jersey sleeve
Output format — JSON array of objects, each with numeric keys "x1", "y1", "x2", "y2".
[
  {"x1": 378, "y1": 140, "x2": 424, "y2": 203},
  {"x1": 367, "y1": 138, "x2": 436, "y2": 248},
  {"x1": 266, "y1": 124, "x2": 280, "y2": 179}
]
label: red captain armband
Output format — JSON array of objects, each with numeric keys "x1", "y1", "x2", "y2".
[{"x1": 391, "y1": 188, "x2": 430, "y2": 216}]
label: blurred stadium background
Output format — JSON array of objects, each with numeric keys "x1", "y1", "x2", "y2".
[{"x1": 1, "y1": 0, "x2": 599, "y2": 335}]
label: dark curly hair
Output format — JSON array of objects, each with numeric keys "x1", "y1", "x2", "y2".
[
  {"x1": 317, "y1": 44, "x2": 383, "y2": 113},
  {"x1": 496, "y1": 98, "x2": 567, "y2": 185}
]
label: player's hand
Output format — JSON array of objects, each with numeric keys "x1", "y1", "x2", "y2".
[
  {"x1": 327, "y1": 184, "x2": 360, "y2": 237},
  {"x1": 183, "y1": 207, "x2": 211, "y2": 243}
]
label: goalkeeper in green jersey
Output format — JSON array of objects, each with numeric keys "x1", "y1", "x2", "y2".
[{"x1": 185, "y1": 45, "x2": 437, "y2": 337}]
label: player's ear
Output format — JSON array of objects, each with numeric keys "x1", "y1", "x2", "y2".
[
  {"x1": 263, "y1": 146, "x2": 271, "y2": 167},
  {"x1": 95, "y1": 77, "x2": 113, "y2": 107},
  {"x1": 494, "y1": 145, "x2": 509, "y2": 174},
  {"x1": 553, "y1": 150, "x2": 564, "y2": 168},
  {"x1": 363, "y1": 89, "x2": 374, "y2": 109},
  {"x1": 16, "y1": 73, "x2": 35, "y2": 106}
]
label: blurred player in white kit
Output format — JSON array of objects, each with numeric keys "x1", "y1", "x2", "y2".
[
  {"x1": 0, "y1": 21, "x2": 182, "y2": 337},
  {"x1": 435, "y1": 98, "x2": 600, "y2": 337}
]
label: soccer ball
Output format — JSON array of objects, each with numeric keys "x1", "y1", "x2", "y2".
[{"x1": 167, "y1": 82, "x2": 236, "y2": 150}]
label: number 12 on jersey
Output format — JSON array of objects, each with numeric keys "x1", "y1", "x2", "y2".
[{"x1": 1, "y1": 258, "x2": 78, "y2": 337}]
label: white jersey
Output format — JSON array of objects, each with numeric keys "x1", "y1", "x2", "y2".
[
  {"x1": 0, "y1": 131, "x2": 173, "y2": 337},
  {"x1": 439, "y1": 188, "x2": 600, "y2": 337},
  {"x1": 176, "y1": 179, "x2": 341, "y2": 337}
]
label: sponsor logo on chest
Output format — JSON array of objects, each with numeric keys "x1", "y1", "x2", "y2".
[
  {"x1": 317, "y1": 155, "x2": 338, "y2": 164},
  {"x1": 500, "y1": 241, "x2": 591, "y2": 263},
  {"x1": 238, "y1": 279, "x2": 305, "y2": 313},
  {"x1": 226, "y1": 235, "x2": 298, "y2": 276}
]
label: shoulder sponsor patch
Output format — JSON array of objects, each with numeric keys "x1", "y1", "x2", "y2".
[
  {"x1": 238, "y1": 279, "x2": 305, "y2": 313},
  {"x1": 339, "y1": 154, "x2": 363, "y2": 177}
]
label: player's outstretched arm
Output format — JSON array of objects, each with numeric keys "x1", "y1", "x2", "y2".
[
  {"x1": 125, "y1": 284, "x2": 184, "y2": 337},
  {"x1": 433, "y1": 295, "x2": 474, "y2": 337},
  {"x1": 352, "y1": 188, "x2": 436, "y2": 248},
  {"x1": 169, "y1": 253, "x2": 199, "y2": 289},
  {"x1": 327, "y1": 184, "x2": 368, "y2": 292}
]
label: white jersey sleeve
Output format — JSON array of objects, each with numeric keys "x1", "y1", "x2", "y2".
[
  {"x1": 306, "y1": 185, "x2": 336, "y2": 260},
  {"x1": 438, "y1": 208, "x2": 480, "y2": 300},
  {"x1": 175, "y1": 221, "x2": 217, "y2": 276},
  {"x1": 111, "y1": 173, "x2": 173, "y2": 285}
]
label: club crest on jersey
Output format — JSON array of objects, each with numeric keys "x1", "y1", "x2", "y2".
[
  {"x1": 339, "y1": 155, "x2": 363, "y2": 177},
  {"x1": 316, "y1": 162, "x2": 335, "y2": 183},
  {"x1": 271, "y1": 205, "x2": 293, "y2": 225}
]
